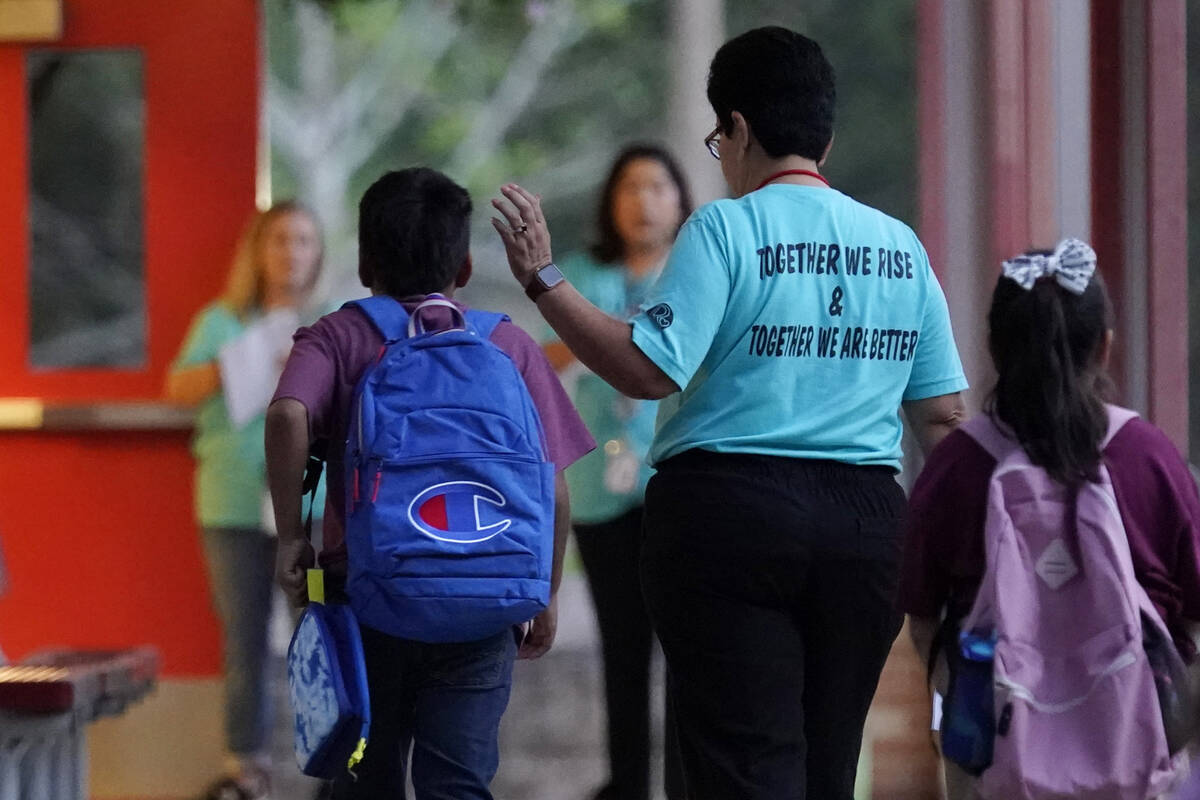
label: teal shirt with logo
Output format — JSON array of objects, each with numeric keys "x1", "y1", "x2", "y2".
[
  {"x1": 553, "y1": 253, "x2": 660, "y2": 524},
  {"x1": 174, "y1": 302, "x2": 326, "y2": 528},
  {"x1": 631, "y1": 185, "x2": 967, "y2": 470}
]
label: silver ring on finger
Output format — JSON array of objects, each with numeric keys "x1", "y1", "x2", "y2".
[{"x1": 514, "y1": 224, "x2": 528, "y2": 234}]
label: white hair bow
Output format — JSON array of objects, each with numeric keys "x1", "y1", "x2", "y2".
[{"x1": 1001, "y1": 238, "x2": 1097, "y2": 295}]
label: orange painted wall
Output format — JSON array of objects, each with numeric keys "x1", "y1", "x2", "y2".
[{"x1": 0, "y1": 1, "x2": 259, "y2": 676}]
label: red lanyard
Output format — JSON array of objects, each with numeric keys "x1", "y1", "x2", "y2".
[{"x1": 754, "y1": 169, "x2": 830, "y2": 191}]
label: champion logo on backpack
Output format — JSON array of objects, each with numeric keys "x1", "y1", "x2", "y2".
[{"x1": 408, "y1": 481, "x2": 512, "y2": 544}]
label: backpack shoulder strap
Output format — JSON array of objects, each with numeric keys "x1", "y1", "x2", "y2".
[
  {"x1": 464, "y1": 310, "x2": 508, "y2": 341},
  {"x1": 1102, "y1": 404, "x2": 1139, "y2": 449},
  {"x1": 959, "y1": 406, "x2": 1137, "y2": 460},
  {"x1": 343, "y1": 296, "x2": 409, "y2": 342},
  {"x1": 960, "y1": 413, "x2": 1022, "y2": 463}
]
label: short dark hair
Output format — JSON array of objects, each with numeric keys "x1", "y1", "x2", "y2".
[
  {"x1": 987, "y1": 254, "x2": 1113, "y2": 485},
  {"x1": 357, "y1": 168, "x2": 472, "y2": 297},
  {"x1": 590, "y1": 143, "x2": 694, "y2": 265},
  {"x1": 707, "y1": 26, "x2": 835, "y2": 161}
]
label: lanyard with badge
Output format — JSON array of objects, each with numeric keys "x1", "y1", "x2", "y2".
[
  {"x1": 603, "y1": 401, "x2": 641, "y2": 495},
  {"x1": 602, "y1": 263, "x2": 661, "y2": 495}
]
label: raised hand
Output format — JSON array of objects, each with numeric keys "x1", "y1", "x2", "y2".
[{"x1": 490, "y1": 183, "x2": 553, "y2": 287}]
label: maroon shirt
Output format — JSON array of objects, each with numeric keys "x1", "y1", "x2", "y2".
[
  {"x1": 898, "y1": 417, "x2": 1200, "y2": 654},
  {"x1": 273, "y1": 299, "x2": 596, "y2": 565}
]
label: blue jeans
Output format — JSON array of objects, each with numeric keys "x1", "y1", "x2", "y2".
[
  {"x1": 201, "y1": 527, "x2": 276, "y2": 757},
  {"x1": 332, "y1": 625, "x2": 518, "y2": 800}
]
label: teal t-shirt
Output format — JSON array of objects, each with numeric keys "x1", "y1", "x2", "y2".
[
  {"x1": 173, "y1": 303, "x2": 326, "y2": 528},
  {"x1": 630, "y1": 184, "x2": 967, "y2": 470},
  {"x1": 551, "y1": 253, "x2": 660, "y2": 524}
]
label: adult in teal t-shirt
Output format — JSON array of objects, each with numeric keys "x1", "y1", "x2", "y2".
[
  {"x1": 166, "y1": 201, "x2": 326, "y2": 800},
  {"x1": 632, "y1": 181, "x2": 964, "y2": 469},
  {"x1": 544, "y1": 145, "x2": 690, "y2": 800},
  {"x1": 492, "y1": 27, "x2": 968, "y2": 800}
]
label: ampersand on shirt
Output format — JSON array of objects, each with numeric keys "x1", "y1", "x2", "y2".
[{"x1": 828, "y1": 286, "x2": 844, "y2": 317}]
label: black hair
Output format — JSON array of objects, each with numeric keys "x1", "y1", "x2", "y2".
[
  {"x1": 590, "y1": 143, "x2": 694, "y2": 265},
  {"x1": 357, "y1": 168, "x2": 472, "y2": 297},
  {"x1": 706, "y1": 26, "x2": 835, "y2": 161},
  {"x1": 986, "y1": 253, "x2": 1113, "y2": 485}
]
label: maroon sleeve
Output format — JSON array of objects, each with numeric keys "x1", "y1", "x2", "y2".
[
  {"x1": 489, "y1": 320, "x2": 595, "y2": 472},
  {"x1": 1172, "y1": 473, "x2": 1200, "y2": 622},
  {"x1": 1107, "y1": 419, "x2": 1200, "y2": 634},
  {"x1": 897, "y1": 428, "x2": 994, "y2": 618},
  {"x1": 272, "y1": 316, "x2": 340, "y2": 440}
]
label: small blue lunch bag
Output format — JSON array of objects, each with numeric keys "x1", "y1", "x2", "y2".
[{"x1": 287, "y1": 567, "x2": 370, "y2": 779}]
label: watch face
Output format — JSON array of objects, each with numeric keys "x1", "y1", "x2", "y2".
[{"x1": 538, "y1": 263, "x2": 565, "y2": 288}]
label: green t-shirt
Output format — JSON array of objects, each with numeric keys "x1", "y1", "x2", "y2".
[
  {"x1": 631, "y1": 185, "x2": 968, "y2": 470},
  {"x1": 553, "y1": 253, "x2": 661, "y2": 524},
  {"x1": 173, "y1": 302, "x2": 325, "y2": 528}
]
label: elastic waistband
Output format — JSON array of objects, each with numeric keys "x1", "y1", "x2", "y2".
[
  {"x1": 653, "y1": 449, "x2": 903, "y2": 520},
  {"x1": 656, "y1": 448, "x2": 897, "y2": 481}
]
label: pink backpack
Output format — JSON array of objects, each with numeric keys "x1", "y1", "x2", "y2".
[{"x1": 960, "y1": 405, "x2": 1184, "y2": 800}]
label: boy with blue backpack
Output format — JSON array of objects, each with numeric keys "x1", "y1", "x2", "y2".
[{"x1": 266, "y1": 167, "x2": 594, "y2": 799}]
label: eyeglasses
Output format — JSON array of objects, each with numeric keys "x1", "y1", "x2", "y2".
[{"x1": 704, "y1": 126, "x2": 721, "y2": 160}]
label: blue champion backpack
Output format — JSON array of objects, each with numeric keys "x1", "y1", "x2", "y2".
[{"x1": 343, "y1": 294, "x2": 554, "y2": 642}]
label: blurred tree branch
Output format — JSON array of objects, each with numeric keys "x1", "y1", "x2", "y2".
[
  {"x1": 447, "y1": 1, "x2": 582, "y2": 182},
  {"x1": 340, "y1": 2, "x2": 460, "y2": 168},
  {"x1": 266, "y1": 0, "x2": 669, "y2": 299},
  {"x1": 267, "y1": 0, "x2": 610, "y2": 296}
]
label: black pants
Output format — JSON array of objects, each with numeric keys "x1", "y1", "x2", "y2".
[
  {"x1": 575, "y1": 506, "x2": 684, "y2": 800},
  {"x1": 640, "y1": 450, "x2": 906, "y2": 800}
]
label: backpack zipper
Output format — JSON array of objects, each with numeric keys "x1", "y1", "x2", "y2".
[
  {"x1": 357, "y1": 393, "x2": 365, "y2": 454},
  {"x1": 372, "y1": 452, "x2": 540, "y2": 468},
  {"x1": 996, "y1": 649, "x2": 1137, "y2": 713},
  {"x1": 370, "y1": 468, "x2": 383, "y2": 503},
  {"x1": 359, "y1": 452, "x2": 542, "y2": 507}
]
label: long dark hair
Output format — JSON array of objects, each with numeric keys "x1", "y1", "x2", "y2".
[
  {"x1": 590, "y1": 143, "x2": 693, "y2": 265},
  {"x1": 986, "y1": 254, "x2": 1113, "y2": 485}
]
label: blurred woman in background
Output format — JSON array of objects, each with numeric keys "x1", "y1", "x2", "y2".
[
  {"x1": 544, "y1": 144, "x2": 691, "y2": 800},
  {"x1": 166, "y1": 201, "x2": 325, "y2": 800}
]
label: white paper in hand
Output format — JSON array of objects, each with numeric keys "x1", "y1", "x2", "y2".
[{"x1": 219, "y1": 309, "x2": 300, "y2": 427}]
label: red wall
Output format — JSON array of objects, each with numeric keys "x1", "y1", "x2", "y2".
[{"x1": 0, "y1": 0, "x2": 259, "y2": 676}]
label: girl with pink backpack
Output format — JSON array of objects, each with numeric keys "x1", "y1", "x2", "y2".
[{"x1": 898, "y1": 239, "x2": 1200, "y2": 800}]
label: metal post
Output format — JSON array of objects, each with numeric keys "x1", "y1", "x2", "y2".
[{"x1": 666, "y1": 0, "x2": 726, "y2": 206}]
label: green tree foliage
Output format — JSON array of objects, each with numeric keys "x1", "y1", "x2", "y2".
[
  {"x1": 267, "y1": 0, "x2": 669, "y2": 297},
  {"x1": 727, "y1": 0, "x2": 917, "y2": 224},
  {"x1": 267, "y1": 0, "x2": 916, "y2": 304}
]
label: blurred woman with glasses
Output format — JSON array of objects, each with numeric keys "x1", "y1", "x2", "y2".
[{"x1": 543, "y1": 144, "x2": 690, "y2": 800}]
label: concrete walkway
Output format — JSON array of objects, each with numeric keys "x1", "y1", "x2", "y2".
[
  {"x1": 268, "y1": 572, "x2": 671, "y2": 800},
  {"x1": 266, "y1": 568, "x2": 938, "y2": 800}
]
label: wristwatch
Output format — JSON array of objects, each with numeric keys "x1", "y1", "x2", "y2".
[{"x1": 524, "y1": 262, "x2": 565, "y2": 302}]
